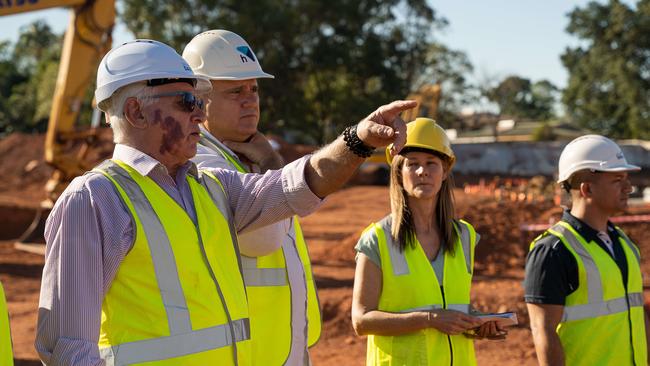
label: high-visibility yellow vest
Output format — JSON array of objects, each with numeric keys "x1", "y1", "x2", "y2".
[
  {"x1": 95, "y1": 160, "x2": 251, "y2": 366},
  {"x1": 532, "y1": 222, "x2": 647, "y2": 366},
  {"x1": 200, "y1": 135, "x2": 321, "y2": 365},
  {"x1": 364, "y1": 216, "x2": 478, "y2": 366},
  {"x1": 242, "y1": 218, "x2": 321, "y2": 365},
  {"x1": 0, "y1": 281, "x2": 14, "y2": 366}
]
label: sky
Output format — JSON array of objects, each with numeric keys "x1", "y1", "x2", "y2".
[{"x1": 0, "y1": 1, "x2": 631, "y2": 89}]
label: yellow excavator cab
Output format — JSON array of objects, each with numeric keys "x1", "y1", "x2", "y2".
[{"x1": 402, "y1": 83, "x2": 441, "y2": 123}]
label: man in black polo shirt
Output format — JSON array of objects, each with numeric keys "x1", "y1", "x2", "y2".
[{"x1": 524, "y1": 134, "x2": 649, "y2": 366}]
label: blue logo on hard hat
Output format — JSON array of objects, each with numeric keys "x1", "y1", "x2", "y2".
[{"x1": 236, "y1": 46, "x2": 256, "y2": 62}]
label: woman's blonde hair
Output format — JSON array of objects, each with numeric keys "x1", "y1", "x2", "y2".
[{"x1": 389, "y1": 149, "x2": 457, "y2": 254}]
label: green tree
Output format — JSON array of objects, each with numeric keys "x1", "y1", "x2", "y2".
[
  {"x1": 121, "y1": 0, "x2": 469, "y2": 143},
  {"x1": 0, "y1": 41, "x2": 28, "y2": 135},
  {"x1": 0, "y1": 21, "x2": 62, "y2": 135},
  {"x1": 13, "y1": 20, "x2": 61, "y2": 73},
  {"x1": 487, "y1": 75, "x2": 557, "y2": 121},
  {"x1": 562, "y1": 0, "x2": 650, "y2": 138},
  {"x1": 530, "y1": 80, "x2": 558, "y2": 120},
  {"x1": 414, "y1": 43, "x2": 475, "y2": 127}
]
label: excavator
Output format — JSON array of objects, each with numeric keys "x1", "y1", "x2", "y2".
[
  {"x1": 401, "y1": 83, "x2": 441, "y2": 123},
  {"x1": 1, "y1": 0, "x2": 115, "y2": 253}
]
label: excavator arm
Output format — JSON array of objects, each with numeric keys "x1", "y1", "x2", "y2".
[
  {"x1": 402, "y1": 83, "x2": 441, "y2": 123},
  {"x1": 2, "y1": 0, "x2": 115, "y2": 201},
  {"x1": 2, "y1": 0, "x2": 115, "y2": 251}
]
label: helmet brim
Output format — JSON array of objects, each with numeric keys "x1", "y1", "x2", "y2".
[
  {"x1": 199, "y1": 70, "x2": 275, "y2": 81},
  {"x1": 595, "y1": 163, "x2": 641, "y2": 173},
  {"x1": 557, "y1": 163, "x2": 641, "y2": 183},
  {"x1": 96, "y1": 72, "x2": 213, "y2": 109}
]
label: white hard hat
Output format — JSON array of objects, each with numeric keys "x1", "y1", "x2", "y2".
[
  {"x1": 182, "y1": 30, "x2": 274, "y2": 80},
  {"x1": 95, "y1": 39, "x2": 212, "y2": 111},
  {"x1": 557, "y1": 134, "x2": 640, "y2": 183}
]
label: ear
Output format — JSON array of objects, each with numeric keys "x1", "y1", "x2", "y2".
[
  {"x1": 442, "y1": 161, "x2": 451, "y2": 181},
  {"x1": 123, "y1": 97, "x2": 148, "y2": 129},
  {"x1": 579, "y1": 182, "x2": 591, "y2": 198}
]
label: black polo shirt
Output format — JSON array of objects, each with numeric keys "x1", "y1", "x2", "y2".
[{"x1": 524, "y1": 211, "x2": 629, "y2": 305}]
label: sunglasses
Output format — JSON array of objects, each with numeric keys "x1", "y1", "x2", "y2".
[{"x1": 146, "y1": 91, "x2": 206, "y2": 113}]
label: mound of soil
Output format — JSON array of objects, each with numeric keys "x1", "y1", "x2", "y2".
[
  {"x1": 2, "y1": 132, "x2": 650, "y2": 365},
  {"x1": 0, "y1": 133, "x2": 51, "y2": 203}
]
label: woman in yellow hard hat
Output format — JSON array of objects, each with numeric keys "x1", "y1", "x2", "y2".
[{"x1": 351, "y1": 118, "x2": 505, "y2": 365}]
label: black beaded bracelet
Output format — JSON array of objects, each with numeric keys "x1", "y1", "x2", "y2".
[{"x1": 343, "y1": 125, "x2": 374, "y2": 158}]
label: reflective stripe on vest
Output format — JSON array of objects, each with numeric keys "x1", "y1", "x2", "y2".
[
  {"x1": 398, "y1": 304, "x2": 471, "y2": 314},
  {"x1": 96, "y1": 160, "x2": 249, "y2": 365},
  {"x1": 0, "y1": 282, "x2": 13, "y2": 366},
  {"x1": 100, "y1": 318, "x2": 250, "y2": 365},
  {"x1": 386, "y1": 219, "x2": 473, "y2": 277},
  {"x1": 201, "y1": 170, "x2": 245, "y2": 280},
  {"x1": 291, "y1": 217, "x2": 323, "y2": 349},
  {"x1": 562, "y1": 292, "x2": 644, "y2": 322},
  {"x1": 100, "y1": 162, "x2": 192, "y2": 335},
  {"x1": 551, "y1": 224, "x2": 644, "y2": 322},
  {"x1": 617, "y1": 229, "x2": 641, "y2": 264},
  {"x1": 241, "y1": 256, "x2": 288, "y2": 286}
]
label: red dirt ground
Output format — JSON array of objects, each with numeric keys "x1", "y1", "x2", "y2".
[{"x1": 1, "y1": 133, "x2": 650, "y2": 365}]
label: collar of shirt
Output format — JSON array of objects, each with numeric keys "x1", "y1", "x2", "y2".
[
  {"x1": 561, "y1": 210, "x2": 620, "y2": 245},
  {"x1": 112, "y1": 143, "x2": 199, "y2": 179}
]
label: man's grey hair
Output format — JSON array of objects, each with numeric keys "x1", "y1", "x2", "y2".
[{"x1": 102, "y1": 82, "x2": 153, "y2": 143}]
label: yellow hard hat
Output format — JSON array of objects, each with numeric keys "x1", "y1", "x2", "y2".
[{"x1": 386, "y1": 117, "x2": 455, "y2": 167}]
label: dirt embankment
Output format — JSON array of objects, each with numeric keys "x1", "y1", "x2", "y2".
[{"x1": 1, "y1": 132, "x2": 650, "y2": 365}]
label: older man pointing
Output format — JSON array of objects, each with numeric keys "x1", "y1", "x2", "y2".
[{"x1": 35, "y1": 38, "x2": 415, "y2": 366}]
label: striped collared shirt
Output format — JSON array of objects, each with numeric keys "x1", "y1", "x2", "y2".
[{"x1": 36, "y1": 144, "x2": 322, "y2": 365}]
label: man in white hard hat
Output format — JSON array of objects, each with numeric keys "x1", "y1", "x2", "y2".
[
  {"x1": 524, "y1": 134, "x2": 649, "y2": 366},
  {"x1": 182, "y1": 29, "x2": 319, "y2": 365},
  {"x1": 35, "y1": 38, "x2": 416, "y2": 366}
]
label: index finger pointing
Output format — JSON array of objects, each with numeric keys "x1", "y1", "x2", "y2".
[{"x1": 378, "y1": 100, "x2": 418, "y2": 121}]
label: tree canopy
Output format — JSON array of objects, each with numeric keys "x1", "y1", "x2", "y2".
[
  {"x1": 487, "y1": 75, "x2": 558, "y2": 121},
  {"x1": 122, "y1": 0, "x2": 474, "y2": 142},
  {"x1": 0, "y1": 21, "x2": 61, "y2": 136},
  {"x1": 562, "y1": 0, "x2": 650, "y2": 139}
]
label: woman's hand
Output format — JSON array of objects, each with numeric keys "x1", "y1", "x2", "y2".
[
  {"x1": 427, "y1": 310, "x2": 483, "y2": 335},
  {"x1": 470, "y1": 320, "x2": 508, "y2": 340}
]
